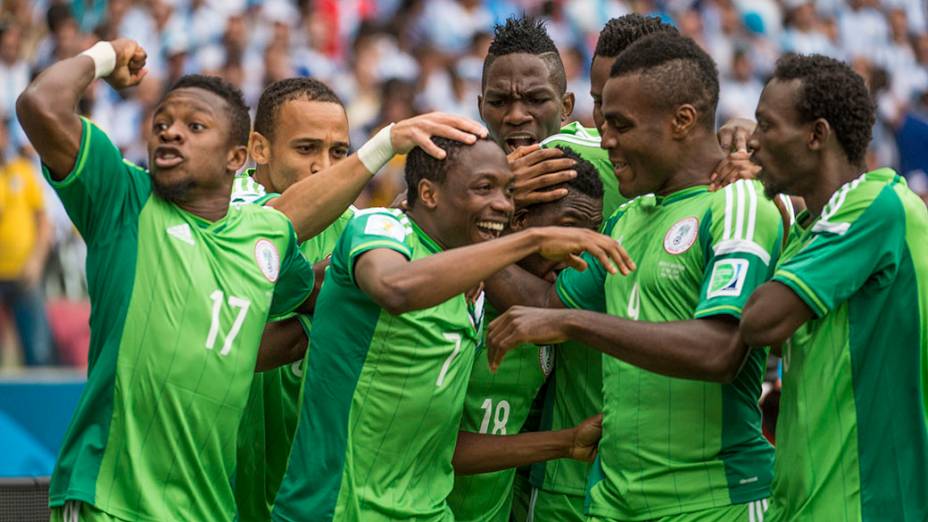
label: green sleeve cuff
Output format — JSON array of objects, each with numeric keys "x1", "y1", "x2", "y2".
[
  {"x1": 42, "y1": 117, "x2": 92, "y2": 189},
  {"x1": 772, "y1": 270, "x2": 829, "y2": 318}
]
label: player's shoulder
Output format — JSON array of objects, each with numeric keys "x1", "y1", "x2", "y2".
[
  {"x1": 812, "y1": 168, "x2": 906, "y2": 235},
  {"x1": 234, "y1": 197, "x2": 293, "y2": 231},
  {"x1": 709, "y1": 179, "x2": 780, "y2": 220},
  {"x1": 601, "y1": 194, "x2": 652, "y2": 234},
  {"x1": 541, "y1": 122, "x2": 602, "y2": 149},
  {"x1": 346, "y1": 207, "x2": 413, "y2": 242},
  {"x1": 231, "y1": 170, "x2": 270, "y2": 206}
]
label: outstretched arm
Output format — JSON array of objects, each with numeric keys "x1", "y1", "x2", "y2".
[
  {"x1": 355, "y1": 227, "x2": 632, "y2": 315},
  {"x1": 268, "y1": 114, "x2": 489, "y2": 242},
  {"x1": 452, "y1": 414, "x2": 602, "y2": 475},
  {"x1": 488, "y1": 308, "x2": 748, "y2": 383},
  {"x1": 17, "y1": 39, "x2": 147, "y2": 179}
]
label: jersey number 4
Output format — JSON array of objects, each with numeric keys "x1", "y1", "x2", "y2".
[{"x1": 205, "y1": 290, "x2": 251, "y2": 356}]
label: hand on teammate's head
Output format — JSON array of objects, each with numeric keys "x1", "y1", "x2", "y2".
[
  {"x1": 390, "y1": 112, "x2": 488, "y2": 159},
  {"x1": 507, "y1": 145, "x2": 579, "y2": 207}
]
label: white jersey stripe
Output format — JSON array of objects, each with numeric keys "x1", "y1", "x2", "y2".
[
  {"x1": 540, "y1": 134, "x2": 602, "y2": 148},
  {"x1": 746, "y1": 181, "x2": 758, "y2": 242},
  {"x1": 723, "y1": 183, "x2": 734, "y2": 241},
  {"x1": 713, "y1": 239, "x2": 772, "y2": 265},
  {"x1": 734, "y1": 179, "x2": 746, "y2": 240}
]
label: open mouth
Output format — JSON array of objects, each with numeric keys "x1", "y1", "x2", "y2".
[
  {"x1": 476, "y1": 220, "x2": 506, "y2": 239},
  {"x1": 611, "y1": 157, "x2": 630, "y2": 176},
  {"x1": 504, "y1": 134, "x2": 537, "y2": 152},
  {"x1": 154, "y1": 146, "x2": 184, "y2": 169}
]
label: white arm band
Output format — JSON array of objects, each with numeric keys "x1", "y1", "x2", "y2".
[
  {"x1": 80, "y1": 41, "x2": 117, "y2": 80},
  {"x1": 357, "y1": 123, "x2": 395, "y2": 175}
]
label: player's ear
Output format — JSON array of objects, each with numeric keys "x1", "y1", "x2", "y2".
[
  {"x1": 560, "y1": 91, "x2": 575, "y2": 123},
  {"x1": 418, "y1": 179, "x2": 440, "y2": 210},
  {"x1": 250, "y1": 131, "x2": 271, "y2": 166},
  {"x1": 808, "y1": 118, "x2": 830, "y2": 153},
  {"x1": 510, "y1": 208, "x2": 529, "y2": 231},
  {"x1": 671, "y1": 104, "x2": 698, "y2": 138},
  {"x1": 226, "y1": 144, "x2": 248, "y2": 174}
]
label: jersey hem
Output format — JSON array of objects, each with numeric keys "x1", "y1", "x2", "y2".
[{"x1": 588, "y1": 490, "x2": 771, "y2": 521}]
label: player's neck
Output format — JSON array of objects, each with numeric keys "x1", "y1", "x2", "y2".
[
  {"x1": 658, "y1": 138, "x2": 725, "y2": 196},
  {"x1": 804, "y1": 154, "x2": 862, "y2": 217},
  {"x1": 405, "y1": 208, "x2": 449, "y2": 250},
  {"x1": 253, "y1": 165, "x2": 275, "y2": 193},
  {"x1": 176, "y1": 191, "x2": 232, "y2": 222}
]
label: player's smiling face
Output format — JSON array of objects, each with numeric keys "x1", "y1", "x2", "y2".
[
  {"x1": 600, "y1": 73, "x2": 673, "y2": 198},
  {"x1": 479, "y1": 53, "x2": 571, "y2": 154},
  {"x1": 149, "y1": 88, "x2": 245, "y2": 203},
  {"x1": 255, "y1": 99, "x2": 350, "y2": 193},
  {"x1": 750, "y1": 78, "x2": 816, "y2": 199},
  {"x1": 434, "y1": 140, "x2": 514, "y2": 248},
  {"x1": 513, "y1": 192, "x2": 603, "y2": 282}
]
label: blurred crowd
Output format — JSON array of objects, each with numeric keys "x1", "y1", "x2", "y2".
[{"x1": 1, "y1": 0, "x2": 927, "y2": 367}]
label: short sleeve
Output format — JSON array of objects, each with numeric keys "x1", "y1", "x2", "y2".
[
  {"x1": 773, "y1": 185, "x2": 904, "y2": 318},
  {"x1": 555, "y1": 254, "x2": 607, "y2": 312},
  {"x1": 329, "y1": 209, "x2": 413, "y2": 287},
  {"x1": 555, "y1": 205, "x2": 627, "y2": 312},
  {"x1": 269, "y1": 221, "x2": 316, "y2": 317},
  {"x1": 695, "y1": 180, "x2": 783, "y2": 319},
  {"x1": 41, "y1": 117, "x2": 150, "y2": 244}
]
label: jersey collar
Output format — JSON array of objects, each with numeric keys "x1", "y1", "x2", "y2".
[
  {"x1": 655, "y1": 184, "x2": 709, "y2": 206},
  {"x1": 409, "y1": 217, "x2": 444, "y2": 254}
]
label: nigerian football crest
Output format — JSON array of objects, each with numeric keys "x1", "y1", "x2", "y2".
[
  {"x1": 664, "y1": 217, "x2": 698, "y2": 254},
  {"x1": 254, "y1": 239, "x2": 281, "y2": 282}
]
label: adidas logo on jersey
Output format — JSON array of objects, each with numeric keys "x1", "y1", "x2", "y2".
[{"x1": 167, "y1": 223, "x2": 194, "y2": 245}]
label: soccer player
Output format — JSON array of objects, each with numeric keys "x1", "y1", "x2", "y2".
[
  {"x1": 16, "y1": 39, "x2": 316, "y2": 521},
  {"x1": 740, "y1": 54, "x2": 928, "y2": 521},
  {"x1": 272, "y1": 136, "x2": 631, "y2": 522},
  {"x1": 446, "y1": 146, "x2": 604, "y2": 522},
  {"x1": 485, "y1": 33, "x2": 782, "y2": 521},
  {"x1": 230, "y1": 77, "x2": 353, "y2": 522},
  {"x1": 231, "y1": 78, "x2": 495, "y2": 520}
]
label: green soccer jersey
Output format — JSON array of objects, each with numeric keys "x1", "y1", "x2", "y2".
[
  {"x1": 446, "y1": 306, "x2": 552, "y2": 522},
  {"x1": 273, "y1": 209, "x2": 485, "y2": 522},
  {"x1": 767, "y1": 169, "x2": 928, "y2": 522},
  {"x1": 45, "y1": 118, "x2": 314, "y2": 521},
  {"x1": 528, "y1": 338, "x2": 602, "y2": 499},
  {"x1": 541, "y1": 122, "x2": 624, "y2": 218},
  {"x1": 556, "y1": 180, "x2": 781, "y2": 520},
  {"x1": 231, "y1": 170, "x2": 355, "y2": 521}
]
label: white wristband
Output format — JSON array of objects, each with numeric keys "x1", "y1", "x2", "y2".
[
  {"x1": 357, "y1": 123, "x2": 395, "y2": 175},
  {"x1": 80, "y1": 41, "x2": 117, "y2": 80}
]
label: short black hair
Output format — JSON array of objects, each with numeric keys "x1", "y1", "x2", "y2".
[
  {"x1": 611, "y1": 33, "x2": 719, "y2": 129},
  {"x1": 253, "y1": 77, "x2": 343, "y2": 139},
  {"x1": 772, "y1": 54, "x2": 875, "y2": 165},
  {"x1": 405, "y1": 136, "x2": 494, "y2": 208},
  {"x1": 483, "y1": 16, "x2": 566, "y2": 93},
  {"x1": 594, "y1": 14, "x2": 678, "y2": 58},
  {"x1": 527, "y1": 146, "x2": 603, "y2": 208},
  {"x1": 167, "y1": 74, "x2": 250, "y2": 146}
]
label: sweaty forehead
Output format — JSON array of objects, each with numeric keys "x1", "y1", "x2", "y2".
[
  {"x1": 449, "y1": 140, "x2": 511, "y2": 180},
  {"x1": 758, "y1": 78, "x2": 802, "y2": 121},
  {"x1": 157, "y1": 87, "x2": 228, "y2": 116},
  {"x1": 484, "y1": 53, "x2": 558, "y2": 93},
  {"x1": 276, "y1": 99, "x2": 349, "y2": 140}
]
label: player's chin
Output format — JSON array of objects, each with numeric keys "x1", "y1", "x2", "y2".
[{"x1": 152, "y1": 173, "x2": 196, "y2": 203}]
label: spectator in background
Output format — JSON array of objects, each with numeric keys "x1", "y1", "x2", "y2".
[
  {"x1": 719, "y1": 48, "x2": 763, "y2": 122},
  {"x1": 0, "y1": 23, "x2": 29, "y2": 118},
  {"x1": 0, "y1": 116, "x2": 53, "y2": 366},
  {"x1": 781, "y1": 0, "x2": 843, "y2": 58}
]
